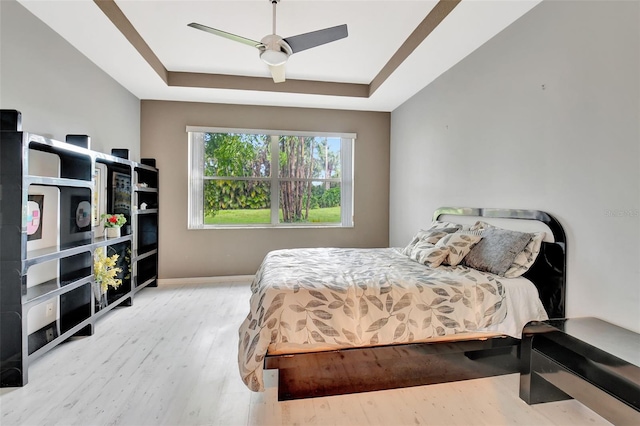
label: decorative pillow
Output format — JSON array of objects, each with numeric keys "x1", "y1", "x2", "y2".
[
  {"x1": 408, "y1": 241, "x2": 450, "y2": 268},
  {"x1": 468, "y1": 220, "x2": 545, "y2": 277},
  {"x1": 503, "y1": 232, "x2": 546, "y2": 278},
  {"x1": 435, "y1": 232, "x2": 483, "y2": 266},
  {"x1": 429, "y1": 221, "x2": 463, "y2": 231},
  {"x1": 469, "y1": 220, "x2": 491, "y2": 231},
  {"x1": 401, "y1": 227, "x2": 459, "y2": 256},
  {"x1": 463, "y1": 228, "x2": 533, "y2": 276}
]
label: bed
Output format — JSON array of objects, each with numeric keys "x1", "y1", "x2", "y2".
[{"x1": 238, "y1": 207, "x2": 566, "y2": 400}]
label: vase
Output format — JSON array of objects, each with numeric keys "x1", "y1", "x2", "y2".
[{"x1": 105, "y1": 227, "x2": 121, "y2": 239}]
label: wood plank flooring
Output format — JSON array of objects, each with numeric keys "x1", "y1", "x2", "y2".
[{"x1": 0, "y1": 281, "x2": 612, "y2": 425}]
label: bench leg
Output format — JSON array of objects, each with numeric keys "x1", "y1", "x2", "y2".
[{"x1": 519, "y1": 334, "x2": 571, "y2": 404}]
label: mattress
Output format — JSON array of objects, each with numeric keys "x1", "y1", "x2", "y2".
[
  {"x1": 267, "y1": 275, "x2": 546, "y2": 355},
  {"x1": 238, "y1": 247, "x2": 548, "y2": 392}
]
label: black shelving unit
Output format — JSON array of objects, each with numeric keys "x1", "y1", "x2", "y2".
[
  {"x1": 0, "y1": 126, "x2": 159, "y2": 387},
  {"x1": 133, "y1": 161, "x2": 159, "y2": 291}
]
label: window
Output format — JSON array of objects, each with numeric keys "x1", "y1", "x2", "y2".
[{"x1": 188, "y1": 127, "x2": 354, "y2": 228}]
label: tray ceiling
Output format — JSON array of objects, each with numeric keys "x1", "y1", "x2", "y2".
[{"x1": 18, "y1": 0, "x2": 541, "y2": 111}]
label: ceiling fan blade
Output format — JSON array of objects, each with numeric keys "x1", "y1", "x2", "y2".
[
  {"x1": 188, "y1": 23, "x2": 264, "y2": 49},
  {"x1": 268, "y1": 64, "x2": 286, "y2": 83},
  {"x1": 283, "y1": 24, "x2": 348, "y2": 54}
]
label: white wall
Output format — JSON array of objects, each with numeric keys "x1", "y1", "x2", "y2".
[
  {"x1": 390, "y1": 1, "x2": 639, "y2": 332},
  {"x1": 0, "y1": 0, "x2": 140, "y2": 159},
  {"x1": 1, "y1": 0, "x2": 141, "y2": 332}
]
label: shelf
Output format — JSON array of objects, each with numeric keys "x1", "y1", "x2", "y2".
[
  {"x1": 24, "y1": 242, "x2": 93, "y2": 272},
  {"x1": 94, "y1": 151, "x2": 135, "y2": 167},
  {"x1": 23, "y1": 273, "x2": 93, "y2": 309},
  {"x1": 135, "y1": 208, "x2": 158, "y2": 215},
  {"x1": 134, "y1": 277, "x2": 157, "y2": 292},
  {"x1": 25, "y1": 175, "x2": 93, "y2": 188},
  {"x1": 27, "y1": 133, "x2": 91, "y2": 156},
  {"x1": 93, "y1": 235, "x2": 133, "y2": 248},
  {"x1": 134, "y1": 186, "x2": 157, "y2": 193},
  {"x1": 134, "y1": 162, "x2": 157, "y2": 173},
  {"x1": 94, "y1": 293, "x2": 133, "y2": 320},
  {"x1": 27, "y1": 316, "x2": 93, "y2": 362},
  {"x1": 133, "y1": 247, "x2": 158, "y2": 262}
]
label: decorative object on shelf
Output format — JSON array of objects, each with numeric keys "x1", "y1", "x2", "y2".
[
  {"x1": 111, "y1": 148, "x2": 129, "y2": 159},
  {"x1": 26, "y1": 194, "x2": 44, "y2": 241},
  {"x1": 140, "y1": 202, "x2": 147, "y2": 210},
  {"x1": 112, "y1": 172, "x2": 131, "y2": 216},
  {"x1": 93, "y1": 246, "x2": 123, "y2": 309},
  {"x1": 101, "y1": 213, "x2": 126, "y2": 238},
  {"x1": 92, "y1": 167, "x2": 101, "y2": 227},
  {"x1": 76, "y1": 201, "x2": 92, "y2": 229},
  {"x1": 65, "y1": 134, "x2": 90, "y2": 149},
  {"x1": 1, "y1": 109, "x2": 22, "y2": 131}
]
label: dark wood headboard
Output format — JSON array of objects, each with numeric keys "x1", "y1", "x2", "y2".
[{"x1": 433, "y1": 207, "x2": 566, "y2": 319}]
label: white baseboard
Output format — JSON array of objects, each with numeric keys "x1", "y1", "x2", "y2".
[{"x1": 158, "y1": 275, "x2": 255, "y2": 286}]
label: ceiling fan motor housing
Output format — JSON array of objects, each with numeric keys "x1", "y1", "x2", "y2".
[{"x1": 259, "y1": 34, "x2": 292, "y2": 66}]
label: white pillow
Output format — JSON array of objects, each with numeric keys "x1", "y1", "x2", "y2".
[
  {"x1": 408, "y1": 241, "x2": 450, "y2": 268},
  {"x1": 429, "y1": 221, "x2": 463, "y2": 231},
  {"x1": 401, "y1": 227, "x2": 459, "y2": 256},
  {"x1": 435, "y1": 232, "x2": 483, "y2": 266},
  {"x1": 504, "y1": 232, "x2": 545, "y2": 278}
]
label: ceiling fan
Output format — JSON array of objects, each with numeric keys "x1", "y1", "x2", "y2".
[{"x1": 188, "y1": 0, "x2": 348, "y2": 83}]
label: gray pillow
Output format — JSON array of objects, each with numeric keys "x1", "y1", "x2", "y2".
[{"x1": 463, "y1": 228, "x2": 533, "y2": 276}]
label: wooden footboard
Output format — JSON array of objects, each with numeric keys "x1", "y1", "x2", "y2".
[{"x1": 265, "y1": 335, "x2": 520, "y2": 400}]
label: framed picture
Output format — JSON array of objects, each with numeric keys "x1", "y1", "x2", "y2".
[
  {"x1": 92, "y1": 167, "x2": 101, "y2": 226},
  {"x1": 112, "y1": 172, "x2": 131, "y2": 216},
  {"x1": 71, "y1": 195, "x2": 92, "y2": 233},
  {"x1": 27, "y1": 194, "x2": 44, "y2": 241}
]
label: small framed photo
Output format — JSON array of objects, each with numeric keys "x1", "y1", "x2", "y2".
[
  {"x1": 27, "y1": 194, "x2": 44, "y2": 241},
  {"x1": 112, "y1": 172, "x2": 131, "y2": 216},
  {"x1": 71, "y1": 195, "x2": 92, "y2": 233}
]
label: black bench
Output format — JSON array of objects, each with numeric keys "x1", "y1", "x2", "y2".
[{"x1": 520, "y1": 317, "x2": 640, "y2": 425}]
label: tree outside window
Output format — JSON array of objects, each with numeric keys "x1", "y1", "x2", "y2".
[{"x1": 188, "y1": 128, "x2": 354, "y2": 228}]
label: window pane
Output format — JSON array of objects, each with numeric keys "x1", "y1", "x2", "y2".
[
  {"x1": 279, "y1": 181, "x2": 341, "y2": 224},
  {"x1": 204, "y1": 180, "x2": 271, "y2": 224},
  {"x1": 204, "y1": 133, "x2": 270, "y2": 178},
  {"x1": 279, "y1": 136, "x2": 341, "y2": 179},
  {"x1": 318, "y1": 137, "x2": 342, "y2": 179}
]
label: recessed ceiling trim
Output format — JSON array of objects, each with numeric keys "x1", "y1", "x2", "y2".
[
  {"x1": 94, "y1": 0, "x2": 168, "y2": 84},
  {"x1": 95, "y1": 0, "x2": 457, "y2": 99},
  {"x1": 369, "y1": 0, "x2": 461, "y2": 97},
  {"x1": 168, "y1": 72, "x2": 369, "y2": 98}
]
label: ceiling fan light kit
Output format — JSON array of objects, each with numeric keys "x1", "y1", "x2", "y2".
[{"x1": 188, "y1": 0, "x2": 348, "y2": 83}]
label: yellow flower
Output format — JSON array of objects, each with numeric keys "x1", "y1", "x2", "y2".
[{"x1": 94, "y1": 247, "x2": 123, "y2": 293}]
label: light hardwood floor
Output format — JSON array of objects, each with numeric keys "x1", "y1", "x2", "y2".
[{"x1": 0, "y1": 281, "x2": 611, "y2": 426}]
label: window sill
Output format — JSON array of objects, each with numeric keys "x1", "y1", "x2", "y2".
[{"x1": 190, "y1": 223, "x2": 354, "y2": 230}]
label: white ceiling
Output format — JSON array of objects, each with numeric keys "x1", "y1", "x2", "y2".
[{"x1": 18, "y1": 0, "x2": 541, "y2": 112}]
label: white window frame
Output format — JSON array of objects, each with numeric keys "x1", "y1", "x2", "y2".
[{"x1": 187, "y1": 126, "x2": 355, "y2": 229}]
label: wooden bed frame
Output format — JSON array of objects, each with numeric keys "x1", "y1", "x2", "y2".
[{"x1": 264, "y1": 207, "x2": 567, "y2": 400}]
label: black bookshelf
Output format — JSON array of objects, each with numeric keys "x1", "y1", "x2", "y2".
[{"x1": 0, "y1": 118, "x2": 159, "y2": 387}]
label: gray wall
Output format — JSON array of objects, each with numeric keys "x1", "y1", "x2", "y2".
[
  {"x1": 0, "y1": 0, "x2": 140, "y2": 158},
  {"x1": 390, "y1": 1, "x2": 640, "y2": 332},
  {"x1": 141, "y1": 100, "x2": 390, "y2": 279},
  {"x1": 1, "y1": 0, "x2": 141, "y2": 331}
]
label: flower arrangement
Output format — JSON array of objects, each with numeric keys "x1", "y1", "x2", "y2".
[
  {"x1": 94, "y1": 247, "x2": 123, "y2": 293},
  {"x1": 101, "y1": 213, "x2": 126, "y2": 228}
]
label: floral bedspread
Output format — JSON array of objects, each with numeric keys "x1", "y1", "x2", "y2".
[{"x1": 238, "y1": 248, "x2": 507, "y2": 392}]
